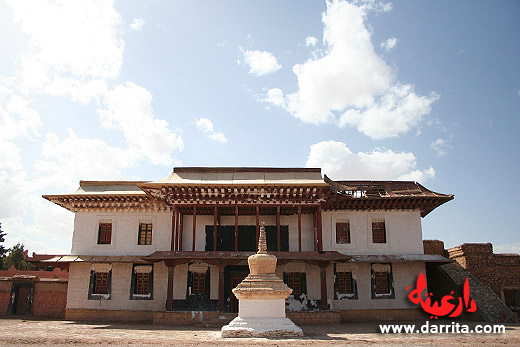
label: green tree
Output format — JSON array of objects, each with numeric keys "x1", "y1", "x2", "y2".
[
  {"x1": 0, "y1": 223, "x2": 7, "y2": 270},
  {"x1": 5, "y1": 243, "x2": 27, "y2": 270}
]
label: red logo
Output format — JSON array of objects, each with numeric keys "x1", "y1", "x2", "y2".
[{"x1": 406, "y1": 273, "x2": 477, "y2": 319}]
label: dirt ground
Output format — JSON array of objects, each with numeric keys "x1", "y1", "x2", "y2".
[{"x1": 0, "y1": 317, "x2": 519, "y2": 346}]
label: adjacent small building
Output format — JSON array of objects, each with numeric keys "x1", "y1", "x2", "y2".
[{"x1": 37, "y1": 167, "x2": 453, "y2": 323}]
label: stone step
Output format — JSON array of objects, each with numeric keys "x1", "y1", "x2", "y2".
[{"x1": 439, "y1": 263, "x2": 518, "y2": 323}]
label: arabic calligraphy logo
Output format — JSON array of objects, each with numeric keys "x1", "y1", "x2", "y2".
[{"x1": 406, "y1": 273, "x2": 477, "y2": 319}]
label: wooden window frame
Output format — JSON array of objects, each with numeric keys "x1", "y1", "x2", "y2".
[
  {"x1": 191, "y1": 272, "x2": 206, "y2": 295},
  {"x1": 337, "y1": 272, "x2": 353, "y2": 294},
  {"x1": 336, "y1": 221, "x2": 351, "y2": 244},
  {"x1": 372, "y1": 220, "x2": 386, "y2": 244},
  {"x1": 370, "y1": 263, "x2": 394, "y2": 299},
  {"x1": 130, "y1": 265, "x2": 153, "y2": 300},
  {"x1": 286, "y1": 272, "x2": 303, "y2": 296},
  {"x1": 88, "y1": 270, "x2": 112, "y2": 300},
  {"x1": 97, "y1": 222, "x2": 112, "y2": 244},
  {"x1": 138, "y1": 223, "x2": 153, "y2": 245},
  {"x1": 374, "y1": 272, "x2": 389, "y2": 294}
]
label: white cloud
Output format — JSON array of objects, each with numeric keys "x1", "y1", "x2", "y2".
[
  {"x1": 305, "y1": 36, "x2": 318, "y2": 47},
  {"x1": 35, "y1": 129, "x2": 136, "y2": 188},
  {"x1": 338, "y1": 84, "x2": 439, "y2": 139},
  {"x1": 493, "y1": 242, "x2": 520, "y2": 254},
  {"x1": 0, "y1": 88, "x2": 42, "y2": 140},
  {"x1": 380, "y1": 37, "x2": 397, "y2": 52},
  {"x1": 265, "y1": 0, "x2": 438, "y2": 139},
  {"x1": 98, "y1": 82, "x2": 183, "y2": 166},
  {"x1": 241, "y1": 50, "x2": 282, "y2": 76},
  {"x1": 430, "y1": 138, "x2": 450, "y2": 157},
  {"x1": 195, "y1": 117, "x2": 228, "y2": 143},
  {"x1": 265, "y1": 88, "x2": 286, "y2": 108},
  {"x1": 7, "y1": 0, "x2": 124, "y2": 102},
  {"x1": 306, "y1": 140, "x2": 435, "y2": 183},
  {"x1": 130, "y1": 18, "x2": 145, "y2": 31}
]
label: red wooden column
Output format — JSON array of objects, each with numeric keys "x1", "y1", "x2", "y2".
[
  {"x1": 192, "y1": 206, "x2": 197, "y2": 251},
  {"x1": 234, "y1": 206, "x2": 238, "y2": 251},
  {"x1": 276, "y1": 205, "x2": 281, "y2": 251},
  {"x1": 312, "y1": 209, "x2": 317, "y2": 251},
  {"x1": 297, "y1": 206, "x2": 302, "y2": 252},
  {"x1": 319, "y1": 262, "x2": 329, "y2": 310},
  {"x1": 170, "y1": 209, "x2": 177, "y2": 251},
  {"x1": 218, "y1": 263, "x2": 225, "y2": 312},
  {"x1": 178, "y1": 213, "x2": 183, "y2": 251},
  {"x1": 255, "y1": 206, "x2": 260, "y2": 249},
  {"x1": 316, "y1": 205, "x2": 323, "y2": 252},
  {"x1": 166, "y1": 265, "x2": 174, "y2": 311},
  {"x1": 213, "y1": 205, "x2": 218, "y2": 251}
]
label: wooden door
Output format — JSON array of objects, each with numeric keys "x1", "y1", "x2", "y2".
[
  {"x1": 15, "y1": 286, "x2": 30, "y2": 315},
  {"x1": 229, "y1": 273, "x2": 247, "y2": 313}
]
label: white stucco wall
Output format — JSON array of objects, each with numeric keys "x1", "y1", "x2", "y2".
[
  {"x1": 330, "y1": 262, "x2": 426, "y2": 310},
  {"x1": 322, "y1": 210, "x2": 424, "y2": 255},
  {"x1": 66, "y1": 261, "x2": 167, "y2": 311},
  {"x1": 71, "y1": 211, "x2": 173, "y2": 256}
]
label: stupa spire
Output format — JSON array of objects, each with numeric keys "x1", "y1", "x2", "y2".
[{"x1": 258, "y1": 222, "x2": 267, "y2": 254}]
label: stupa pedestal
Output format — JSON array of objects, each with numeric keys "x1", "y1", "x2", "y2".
[{"x1": 221, "y1": 223, "x2": 303, "y2": 338}]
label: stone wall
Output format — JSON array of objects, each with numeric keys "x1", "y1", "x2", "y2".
[
  {"x1": 424, "y1": 240, "x2": 520, "y2": 306},
  {"x1": 447, "y1": 243, "x2": 520, "y2": 300},
  {"x1": 66, "y1": 308, "x2": 154, "y2": 322},
  {"x1": 423, "y1": 240, "x2": 448, "y2": 257}
]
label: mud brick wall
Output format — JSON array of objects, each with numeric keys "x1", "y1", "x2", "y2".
[
  {"x1": 0, "y1": 280, "x2": 12, "y2": 315},
  {"x1": 447, "y1": 243, "x2": 520, "y2": 298},
  {"x1": 32, "y1": 282, "x2": 68, "y2": 318}
]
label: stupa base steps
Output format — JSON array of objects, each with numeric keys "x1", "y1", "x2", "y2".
[{"x1": 220, "y1": 317, "x2": 303, "y2": 338}]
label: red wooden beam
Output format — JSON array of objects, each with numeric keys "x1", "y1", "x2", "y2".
[
  {"x1": 317, "y1": 205, "x2": 323, "y2": 252},
  {"x1": 256, "y1": 205, "x2": 260, "y2": 249},
  {"x1": 319, "y1": 262, "x2": 328, "y2": 310},
  {"x1": 166, "y1": 266, "x2": 174, "y2": 311},
  {"x1": 298, "y1": 206, "x2": 302, "y2": 252},
  {"x1": 234, "y1": 205, "x2": 238, "y2": 252},
  {"x1": 276, "y1": 205, "x2": 280, "y2": 251},
  {"x1": 178, "y1": 213, "x2": 183, "y2": 251},
  {"x1": 213, "y1": 204, "x2": 218, "y2": 251},
  {"x1": 192, "y1": 206, "x2": 197, "y2": 251},
  {"x1": 170, "y1": 210, "x2": 177, "y2": 251}
]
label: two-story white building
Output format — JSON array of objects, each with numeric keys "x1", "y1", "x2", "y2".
[{"x1": 40, "y1": 167, "x2": 453, "y2": 322}]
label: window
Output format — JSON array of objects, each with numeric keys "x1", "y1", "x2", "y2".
[
  {"x1": 374, "y1": 272, "x2": 389, "y2": 294},
  {"x1": 371, "y1": 263, "x2": 394, "y2": 299},
  {"x1": 94, "y1": 272, "x2": 109, "y2": 294},
  {"x1": 130, "y1": 265, "x2": 153, "y2": 300},
  {"x1": 192, "y1": 272, "x2": 206, "y2": 294},
  {"x1": 337, "y1": 272, "x2": 353, "y2": 294},
  {"x1": 88, "y1": 266, "x2": 112, "y2": 300},
  {"x1": 372, "y1": 218, "x2": 386, "y2": 243},
  {"x1": 138, "y1": 223, "x2": 152, "y2": 245},
  {"x1": 98, "y1": 222, "x2": 112, "y2": 244},
  {"x1": 286, "y1": 272, "x2": 302, "y2": 296},
  {"x1": 336, "y1": 221, "x2": 350, "y2": 244}
]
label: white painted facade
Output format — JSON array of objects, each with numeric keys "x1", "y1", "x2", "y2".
[
  {"x1": 65, "y1": 207, "x2": 427, "y2": 312},
  {"x1": 70, "y1": 209, "x2": 423, "y2": 256}
]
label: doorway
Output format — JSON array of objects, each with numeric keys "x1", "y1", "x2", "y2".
[{"x1": 224, "y1": 265, "x2": 249, "y2": 313}]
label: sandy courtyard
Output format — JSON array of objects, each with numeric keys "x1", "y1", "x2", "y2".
[{"x1": 0, "y1": 318, "x2": 518, "y2": 346}]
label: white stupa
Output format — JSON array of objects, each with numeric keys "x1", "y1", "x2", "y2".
[{"x1": 221, "y1": 222, "x2": 303, "y2": 338}]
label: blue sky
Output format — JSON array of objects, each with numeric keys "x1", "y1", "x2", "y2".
[{"x1": 0, "y1": 0, "x2": 519, "y2": 254}]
